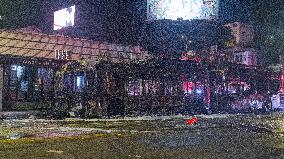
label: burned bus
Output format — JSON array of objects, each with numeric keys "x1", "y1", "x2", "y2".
[
  {"x1": 51, "y1": 57, "x2": 277, "y2": 117},
  {"x1": 52, "y1": 58, "x2": 212, "y2": 117}
]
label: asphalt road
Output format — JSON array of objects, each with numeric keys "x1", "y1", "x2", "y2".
[{"x1": 0, "y1": 114, "x2": 284, "y2": 158}]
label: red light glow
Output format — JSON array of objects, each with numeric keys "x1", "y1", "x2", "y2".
[
  {"x1": 183, "y1": 81, "x2": 194, "y2": 94},
  {"x1": 186, "y1": 117, "x2": 198, "y2": 125},
  {"x1": 280, "y1": 74, "x2": 284, "y2": 93}
]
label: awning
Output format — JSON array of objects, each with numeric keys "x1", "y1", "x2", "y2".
[{"x1": 0, "y1": 29, "x2": 150, "y2": 64}]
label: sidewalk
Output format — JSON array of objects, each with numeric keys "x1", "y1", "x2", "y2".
[
  {"x1": 0, "y1": 112, "x2": 283, "y2": 140},
  {"x1": 62, "y1": 113, "x2": 234, "y2": 122},
  {"x1": 1, "y1": 110, "x2": 284, "y2": 122},
  {"x1": 0, "y1": 111, "x2": 261, "y2": 121},
  {"x1": 0, "y1": 110, "x2": 40, "y2": 119}
]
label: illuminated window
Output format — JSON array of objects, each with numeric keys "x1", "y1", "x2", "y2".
[
  {"x1": 128, "y1": 80, "x2": 142, "y2": 96},
  {"x1": 9, "y1": 65, "x2": 26, "y2": 101},
  {"x1": 37, "y1": 68, "x2": 54, "y2": 92},
  {"x1": 195, "y1": 81, "x2": 204, "y2": 95},
  {"x1": 164, "y1": 82, "x2": 174, "y2": 95},
  {"x1": 76, "y1": 75, "x2": 85, "y2": 92},
  {"x1": 4, "y1": 65, "x2": 55, "y2": 103},
  {"x1": 11, "y1": 65, "x2": 24, "y2": 79},
  {"x1": 35, "y1": 68, "x2": 54, "y2": 100},
  {"x1": 234, "y1": 54, "x2": 243, "y2": 63},
  {"x1": 20, "y1": 81, "x2": 28, "y2": 92},
  {"x1": 64, "y1": 74, "x2": 74, "y2": 93},
  {"x1": 183, "y1": 81, "x2": 194, "y2": 95},
  {"x1": 144, "y1": 80, "x2": 160, "y2": 95}
]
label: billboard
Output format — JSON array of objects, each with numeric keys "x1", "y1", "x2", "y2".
[
  {"x1": 54, "y1": 5, "x2": 75, "y2": 30},
  {"x1": 147, "y1": 0, "x2": 218, "y2": 20}
]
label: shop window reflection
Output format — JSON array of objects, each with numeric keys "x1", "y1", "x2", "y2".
[
  {"x1": 128, "y1": 80, "x2": 142, "y2": 96},
  {"x1": 10, "y1": 65, "x2": 26, "y2": 101},
  {"x1": 76, "y1": 75, "x2": 85, "y2": 92},
  {"x1": 11, "y1": 65, "x2": 24, "y2": 78},
  {"x1": 35, "y1": 68, "x2": 54, "y2": 100},
  {"x1": 183, "y1": 81, "x2": 194, "y2": 96},
  {"x1": 64, "y1": 73, "x2": 74, "y2": 94},
  {"x1": 4, "y1": 65, "x2": 54, "y2": 102},
  {"x1": 144, "y1": 80, "x2": 159, "y2": 95},
  {"x1": 164, "y1": 82, "x2": 174, "y2": 95}
]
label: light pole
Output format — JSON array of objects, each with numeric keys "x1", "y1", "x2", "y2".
[{"x1": 181, "y1": 35, "x2": 193, "y2": 56}]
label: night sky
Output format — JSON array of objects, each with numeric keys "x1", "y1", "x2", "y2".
[
  {"x1": 0, "y1": 0, "x2": 270, "y2": 27},
  {"x1": 0, "y1": 0, "x2": 267, "y2": 34},
  {"x1": 0, "y1": 0, "x2": 282, "y2": 36}
]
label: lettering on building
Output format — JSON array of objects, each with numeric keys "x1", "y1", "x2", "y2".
[{"x1": 55, "y1": 50, "x2": 71, "y2": 60}]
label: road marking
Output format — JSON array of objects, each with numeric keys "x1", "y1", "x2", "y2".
[{"x1": 47, "y1": 150, "x2": 64, "y2": 154}]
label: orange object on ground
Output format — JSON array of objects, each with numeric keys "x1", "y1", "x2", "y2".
[{"x1": 186, "y1": 117, "x2": 198, "y2": 125}]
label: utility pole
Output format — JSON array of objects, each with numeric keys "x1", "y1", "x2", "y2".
[
  {"x1": 279, "y1": 55, "x2": 284, "y2": 109},
  {"x1": 280, "y1": 55, "x2": 284, "y2": 92}
]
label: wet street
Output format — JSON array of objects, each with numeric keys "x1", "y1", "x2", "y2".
[
  {"x1": 143, "y1": 128, "x2": 282, "y2": 158},
  {"x1": 1, "y1": 114, "x2": 284, "y2": 158}
]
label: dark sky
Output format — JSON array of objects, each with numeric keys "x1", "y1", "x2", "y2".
[
  {"x1": 0, "y1": 0, "x2": 283, "y2": 43},
  {"x1": 0, "y1": 0, "x2": 258, "y2": 26},
  {"x1": 0, "y1": 0, "x2": 270, "y2": 26},
  {"x1": 0, "y1": 0, "x2": 255, "y2": 29},
  {"x1": 0, "y1": 0, "x2": 42, "y2": 28}
]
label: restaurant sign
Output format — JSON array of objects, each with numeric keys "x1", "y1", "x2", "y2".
[
  {"x1": 22, "y1": 58, "x2": 64, "y2": 68},
  {"x1": 55, "y1": 50, "x2": 71, "y2": 60}
]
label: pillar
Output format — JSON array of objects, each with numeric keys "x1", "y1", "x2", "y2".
[
  {"x1": 280, "y1": 55, "x2": 284, "y2": 92},
  {"x1": 0, "y1": 65, "x2": 3, "y2": 111}
]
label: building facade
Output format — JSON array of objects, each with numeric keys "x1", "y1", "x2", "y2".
[
  {"x1": 222, "y1": 22, "x2": 257, "y2": 66},
  {"x1": 225, "y1": 22, "x2": 254, "y2": 47},
  {"x1": 0, "y1": 28, "x2": 151, "y2": 111}
]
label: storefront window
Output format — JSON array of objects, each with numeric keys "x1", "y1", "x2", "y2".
[
  {"x1": 227, "y1": 81, "x2": 250, "y2": 94},
  {"x1": 144, "y1": 80, "x2": 160, "y2": 95},
  {"x1": 164, "y1": 82, "x2": 174, "y2": 95},
  {"x1": 183, "y1": 81, "x2": 194, "y2": 96},
  {"x1": 63, "y1": 73, "x2": 85, "y2": 93},
  {"x1": 35, "y1": 68, "x2": 54, "y2": 100},
  {"x1": 128, "y1": 79, "x2": 142, "y2": 96},
  {"x1": 85, "y1": 70, "x2": 97, "y2": 95},
  {"x1": 4, "y1": 65, "x2": 54, "y2": 102},
  {"x1": 76, "y1": 75, "x2": 85, "y2": 92},
  {"x1": 195, "y1": 81, "x2": 204, "y2": 95},
  {"x1": 64, "y1": 73, "x2": 74, "y2": 93},
  {"x1": 11, "y1": 65, "x2": 24, "y2": 78},
  {"x1": 10, "y1": 65, "x2": 26, "y2": 101}
]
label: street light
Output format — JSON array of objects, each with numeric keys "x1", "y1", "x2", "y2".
[{"x1": 180, "y1": 34, "x2": 192, "y2": 52}]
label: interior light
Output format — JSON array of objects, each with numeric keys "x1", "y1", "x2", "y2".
[{"x1": 196, "y1": 89, "x2": 202, "y2": 94}]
